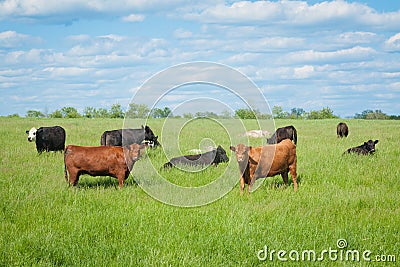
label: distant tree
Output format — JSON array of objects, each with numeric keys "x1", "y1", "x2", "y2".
[
  {"x1": 290, "y1": 108, "x2": 306, "y2": 119},
  {"x1": 151, "y1": 107, "x2": 172, "y2": 118},
  {"x1": 183, "y1": 113, "x2": 193, "y2": 119},
  {"x1": 355, "y1": 109, "x2": 388, "y2": 120},
  {"x1": 306, "y1": 107, "x2": 337, "y2": 119},
  {"x1": 26, "y1": 110, "x2": 45, "y2": 118},
  {"x1": 97, "y1": 108, "x2": 109, "y2": 118},
  {"x1": 235, "y1": 108, "x2": 257, "y2": 119},
  {"x1": 61, "y1": 107, "x2": 81, "y2": 118},
  {"x1": 126, "y1": 103, "x2": 150, "y2": 118},
  {"x1": 272, "y1": 106, "x2": 289, "y2": 119},
  {"x1": 7, "y1": 113, "x2": 20, "y2": 118},
  {"x1": 49, "y1": 109, "x2": 63, "y2": 118},
  {"x1": 220, "y1": 110, "x2": 232, "y2": 119},
  {"x1": 110, "y1": 103, "x2": 124, "y2": 118},
  {"x1": 83, "y1": 107, "x2": 97, "y2": 118}
]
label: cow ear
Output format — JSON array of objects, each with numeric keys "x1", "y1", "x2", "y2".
[
  {"x1": 246, "y1": 146, "x2": 252, "y2": 151},
  {"x1": 26, "y1": 130, "x2": 29, "y2": 134},
  {"x1": 141, "y1": 125, "x2": 144, "y2": 129},
  {"x1": 229, "y1": 146, "x2": 235, "y2": 152},
  {"x1": 374, "y1": 140, "x2": 379, "y2": 144}
]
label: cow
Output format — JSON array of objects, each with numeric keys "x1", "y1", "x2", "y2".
[
  {"x1": 64, "y1": 143, "x2": 145, "y2": 188},
  {"x1": 337, "y1": 122, "x2": 349, "y2": 138},
  {"x1": 26, "y1": 126, "x2": 66, "y2": 153},
  {"x1": 241, "y1": 130, "x2": 270, "y2": 138},
  {"x1": 100, "y1": 125, "x2": 160, "y2": 147},
  {"x1": 163, "y1": 145, "x2": 229, "y2": 169},
  {"x1": 267, "y1": 125, "x2": 297, "y2": 145},
  {"x1": 230, "y1": 139, "x2": 297, "y2": 194},
  {"x1": 345, "y1": 140, "x2": 379, "y2": 155}
]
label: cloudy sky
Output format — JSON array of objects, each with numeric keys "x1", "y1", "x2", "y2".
[{"x1": 1, "y1": 0, "x2": 400, "y2": 117}]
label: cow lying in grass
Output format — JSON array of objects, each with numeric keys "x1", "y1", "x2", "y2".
[
  {"x1": 64, "y1": 144, "x2": 145, "y2": 188},
  {"x1": 230, "y1": 139, "x2": 297, "y2": 194},
  {"x1": 345, "y1": 140, "x2": 379, "y2": 155},
  {"x1": 163, "y1": 145, "x2": 229, "y2": 169}
]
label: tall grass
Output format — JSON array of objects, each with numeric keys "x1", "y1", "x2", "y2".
[{"x1": 0, "y1": 117, "x2": 399, "y2": 266}]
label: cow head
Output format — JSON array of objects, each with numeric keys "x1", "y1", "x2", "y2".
[
  {"x1": 214, "y1": 145, "x2": 229, "y2": 164},
  {"x1": 26, "y1": 127, "x2": 37, "y2": 142},
  {"x1": 124, "y1": 143, "x2": 146, "y2": 167},
  {"x1": 144, "y1": 125, "x2": 161, "y2": 147},
  {"x1": 363, "y1": 140, "x2": 379, "y2": 153},
  {"x1": 230, "y1": 144, "x2": 251, "y2": 162}
]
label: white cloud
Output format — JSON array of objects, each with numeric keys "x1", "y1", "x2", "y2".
[
  {"x1": 122, "y1": 14, "x2": 145, "y2": 22},
  {"x1": 0, "y1": 31, "x2": 41, "y2": 48},
  {"x1": 185, "y1": 1, "x2": 400, "y2": 30},
  {"x1": 293, "y1": 65, "x2": 315, "y2": 79},
  {"x1": 384, "y1": 33, "x2": 400, "y2": 51}
]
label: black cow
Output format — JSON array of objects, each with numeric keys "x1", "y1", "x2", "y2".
[
  {"x1": 100, "y1": 125, "x2": 160, "y2": 147},
  {"x1": 164, "y1": 145, "x2": 229, "y2": 169},
  {"x1": 26, "y1": 126, "x2": 66, "y2": 153},
  {"x1": 267, "y1": 125, "x2": 297, "y2": 145},
  {"x1": 337, "y1": 122, "x2": 349, "y2": 138},
  {"x1": 345, "y1": 140, "x2": 379, "y2": 155}
]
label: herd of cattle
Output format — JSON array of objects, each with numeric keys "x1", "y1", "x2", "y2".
[{"x1": 25, "y1": 122, "x2": 379, "y2": 193}]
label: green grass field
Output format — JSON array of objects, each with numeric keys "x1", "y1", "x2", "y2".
[{"x1": 1, "y1": 117, "x2": 399, "y2": 266}]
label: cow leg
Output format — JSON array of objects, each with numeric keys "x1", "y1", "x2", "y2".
[
  {"x1": 117, "y1": 174, "x2": 125, "y2": 189},
  {"x1": 289, "y1": 166, "x2": 298, "y2": 192},
  {"x1": 239, "y1": 177, "x2": 245, "y2": 195},
  {"x1": 248, "y1": 176, "x2": 256, "y2": 194},
  {"x1": 68, "y1": 169, "x2": 79, "y2": 186},
  {"x1": 281, "y1": 171, "x2": 289, "y2": 184}
]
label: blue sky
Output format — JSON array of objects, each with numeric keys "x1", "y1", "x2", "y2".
[{"x1": 1, "y1": 0, "x2": 400, "y2": 117}]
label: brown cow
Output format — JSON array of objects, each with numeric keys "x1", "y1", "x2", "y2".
[
  {"x1": 64, "y1": 144, "x2": 145, "y2": 188},
  {"x1": 230, "y1": 139, "x2": 297, "y2": 194}
]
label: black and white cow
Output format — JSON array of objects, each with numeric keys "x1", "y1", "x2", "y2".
[
  {"x1": 26, "y1": 126, "x2": 66, "y2": 153},
  {"x1": 345, "y1": 140, "x2": 379, "y2": 155},
  {"x1": 100, "y1": 125, "x2": 160, "y2": 148},
  {"x1": 163, "y1": 145, "x2": 229, "y2": 169}
]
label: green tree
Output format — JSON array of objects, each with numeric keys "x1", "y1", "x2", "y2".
[
  {"x1": 126, "y1": 103, "x2": 150, "y2": 118},
  {"x1": 26, "y1": 110, "x2": 45, "y2": 118},
  {"x1": 61, "y1": 107, "x2": 81, "y2": 118},
  {"x1": 110, "y1": 103, "x2": 124, "y2": 118},
  {"x1": 272, "y1": 106, "x2": 289, "y2": 119},
  {"x1": 83, "y1": 107, "x2": 97, "y2": 118},
  {"x1": 49, "y1": 109, "x2": 63, "y2": 118},
  {"x1": 97, "y1": 108, "x2": 109, "y2": 118},
  {"x1": 151, "y1": 107, "x2": 172, "y2": 118},
  {"x1": 235, "y1": 108, "x2": 257, "y2": 119}
]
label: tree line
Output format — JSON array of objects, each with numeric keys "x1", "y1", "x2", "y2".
[{"x1": 6, "y1": 103, "x2": 400, "y2": 120}]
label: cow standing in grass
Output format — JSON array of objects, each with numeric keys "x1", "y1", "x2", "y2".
[
  {"x1": 64, "y1": 144, "x2": 145, "y2": 188},
  {"x1": 26, "y1": 126, "x2": 66, "y2": 153},
  {"x1": 100, "y1": 125, "x2": 160, "y2": 147},
  {"x1": 337, "y1": 122, "x2": 349, "y2": 138},
  {"x1": 230, "y1": 139, "x2": 297, "y2": 194}
]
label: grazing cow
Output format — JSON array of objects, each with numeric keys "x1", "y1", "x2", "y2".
[
  {"x1": 64, "y1": 144, "x2": 145, "y2": 188},
  {"x1": 267, "y1": 125, "x2": 297, "y2": 145},
  {"x1": 164, "y1": 145, "x2": 229, "y2": 169},
  {"x1": 100, "y1": 125, "x2": 160, "y2": 147},
  {"x1": 230, "y1": 139, "x2": 297, "y2": 194},
  {"x1": 337, "y1": 122, "x2": 349, "y2": 138},
  {"x1": 345, "y1": 140, "x2": 379, "y2": 155},
  {"x1": 241, "y1": 130, "x2": 270, "y2": 138},
  {"x1": 26, "y1": 126, "x2": 66, "y2": 153}
]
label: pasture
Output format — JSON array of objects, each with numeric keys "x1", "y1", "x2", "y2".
[{"x1": 0, "y1": 117, "x2": 399, "y2": 266}]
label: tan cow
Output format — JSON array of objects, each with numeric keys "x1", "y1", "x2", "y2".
[
  {"x1": 64, "y1": 144, "x2": 145, "y2": 188},
  {"x1": 230, "y1": 139, "x2": 297, "y2": 194}
]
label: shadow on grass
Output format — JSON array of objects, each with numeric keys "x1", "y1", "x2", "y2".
[{"x1": 72, "y1": 175, "x2": 138, "y2": 189}]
